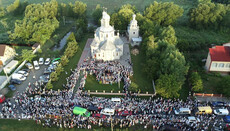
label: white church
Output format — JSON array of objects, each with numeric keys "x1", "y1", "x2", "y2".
[
  {"x1": 127, "y1": 14, "x2": 142, "y2": 46},
  {"x1": 90, "y1": 11, "x2": 124, "y2": 61}
]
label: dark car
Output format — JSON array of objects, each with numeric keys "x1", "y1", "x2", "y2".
[
  {"x1": 87, "y1": 106, "x2": 99, "y2": 111},
  {"x1": 22, "y1": 69, "x2": 30, "y2": 73},
  {"x1": 224, "y1": 116, "x2": 230, "y2": 123},
  {"x1": 212, "y1": 101, "x2": 225, "y2": 107},
  {"x1": 8, "y1": 85, "x2": 16, "y2": 91},
  {"x1": 118, "y1": 110, "x2": 132, "y2": 116},
  {"x1": 92, "y1": 113, "x2": 106, "y2": 119},
  {"x1": 44, "y1": 68, "x2": 52, "y2": 75},
  {"x1": 10, "y1": 79, "x2": 22, "y2": 85}
]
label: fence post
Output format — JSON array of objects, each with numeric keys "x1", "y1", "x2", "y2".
[
  {"x1": 103, "y1": 90, "x2": 105, "y2": 93},
  {"x1": 88, "y1": 90, "x2": 90, "y2": 93},
  {"x1": 211, "y1": 94, "x2": 213, "y2": 97},
  {"x1": 202, "y1": 93, "x2": 204, "y2": 97},
  {"x1": 118, "y1": 91, "x2": 120, "y2": 93},
  {"x1": 146, "y1": 92, "x2": 148, "y2": 94},
  {"x1": 96, "y1": 90, "x2": 97, "y2": 93},
  {"x1": 111, "y1": 90, "x2": 113, "y2": 93}
]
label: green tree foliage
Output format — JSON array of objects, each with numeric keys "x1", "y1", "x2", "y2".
[
  {"x1": 60, "y1": 55, "x2": 69, "y2": 66},
  {"x1": 64, "y1": 33, "x2": 78, "y2": 58},
  {"x1": 218, "y1": 76, "x2": 230, "y2": 97},
  {"x1": 76, "y1": 18, "x2": 88, "y2": 33},
  {"x1": 21, "y1": 49, "x2": 36, "y2": 62},
  {"x1": 159, "y1": 26, "x2": 177, "y2": 45},
  {"x1": 92, "y1": 4, "x2": 103, "y2": 25},
  {"x1": 71, "y1": 1, "x2": 87, "y2": 18},
  {"x1": 10, "y1": 1, "x2": 59, "y2": 44},
  {"x1": 189, "y1": 72, "x2": 203, "y2": 92},
  {"x1": 6, "y1": 0, "x2": 20, "y2": 13},
  {"x1": 0, "y1": 6, "x2": 5, "y2": 17},
  {"x1": 189, "y1": 3, "x2": 227, "y2": 29},
  {"x1": 55, "y1": 64, "x2": 64, "y2": 76},
  {"x1": 198, "y1": 0, "x2": 211, "y2": 4},
  {"x1": 46, "y1": 80, "x2": 53, "y2": 89},
  {"x1": 110, "y1": 4, "x2": 136, "y2": 30},
  {"x1": 144, "y1": 2, "x2": 184, "y2": 25},
  {"x1": 156, "y1": 74, "x2": 182, "y2": 98},
  {"x1": 50, "y1": 71, "x2": 59, "y2": 82},
  {"x1": 129, "y1": 82, "x2": 139, "y2": 92}
]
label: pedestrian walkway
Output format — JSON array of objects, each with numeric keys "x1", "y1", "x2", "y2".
[{"x1": 77, "y1": 38, "x2": 93, "y2": 68}]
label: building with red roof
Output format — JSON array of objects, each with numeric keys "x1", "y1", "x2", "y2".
[{"x1": 205, "y1": 45, "x2": 230, "y2": 73}]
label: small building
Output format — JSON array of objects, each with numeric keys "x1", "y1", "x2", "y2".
[
  {"x1": 0, "y1": 44, "x2": 16, "y2": 66},
  {"x1": 3, "y1": 60, "x2": 18, "y2": 74},
  {"x1": 205, "y1": 45, "x2": 230, "y2": 73},
  {"x1": 32, "y1": 43, "x2": 40, "y2": 50},
  {"x1": 127, "y1": 14, "x2": 142, "y2": 46}
]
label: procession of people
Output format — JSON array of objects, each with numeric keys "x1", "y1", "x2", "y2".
[{"x1": 0, "y1": 58, "x2": 228, "y2": 130}]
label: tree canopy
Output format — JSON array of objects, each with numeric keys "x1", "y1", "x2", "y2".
[
  {"x1": 144, "y1": 1, "x2": 184, "y2": 26},
  {"x1": 189, "y1": 3, "x2": 227, "y2": 28},
  {"x1": 71, "y1": 1, "x2": 87, "y2": 18},
  {"x1": 10, "y1": 0, "x2": 59, "y2": 44},
  {"x1": 21, "y1": 49, "x2": 36, "y2": 62},
  {"x1": 92, "y1": 4, "x2": 103, "y2": 25}
]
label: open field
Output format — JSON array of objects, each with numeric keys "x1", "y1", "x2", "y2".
[{"x1": 85, "y1": 75, "x2": 123, "y2": 92}]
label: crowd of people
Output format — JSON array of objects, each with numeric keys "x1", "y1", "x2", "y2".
[{"x1": 0, "y1": 58, "x2": 228, "y2": 130}]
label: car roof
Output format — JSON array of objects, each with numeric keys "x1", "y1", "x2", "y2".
[
  {"x1": 188, "y1": 116, "x2": 196, "y2": 120},
  {"x1": 179, "y1": 108, "x2": 190, "y2": 111},
  {"x1": 103, "y1": 108, "x2": 114, "y2": 112},
  {"x1": 111, "y1": 98, "x2": 121, "y2": 101},
  {"x1": 218, "y1": 109, "x2": 229, "y2": 112}
]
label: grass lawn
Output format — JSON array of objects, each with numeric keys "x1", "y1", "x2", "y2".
[
  {"x1": 201, "y1": 73, "x2": 222, "y2": 94},
  {"x1": 0, "y1": 119, "x2": 154, "y2": 131},
  {"x1": 130, "y1": 48, "x2": 154, "y2": 94},
  {"x1": 52, "y1": 34, "x2": 92, "y2": 90},
  {"x1": 84, "y1": 75, "x2": 123, "y2": 92}
]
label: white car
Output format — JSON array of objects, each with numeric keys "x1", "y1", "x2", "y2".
[
  {"x1": 17, "y1": 70, "x2": 29, "y2": 76},
  {"x1": 25, "y1": 63, "x2": 33, "y2": 69},
  {"x1": 33, "y1": 60, "x2": 40, "y2": 70},
  {"x1": 214, "y1": 109, "x2": 229, "y2": 115},
  {"x1": 174, "y1": 108, "x2": 191, "y2": 115},
  {"x1": 12, "y1": 73, "x2": 26, "y2": 81},
  {"x1": 100, "y1": 108, "x2": 115, "y2": 116},
  {"x1": 186, "y1": 116, "x2": 200, "y2": 124},
  {"x1": 44, "y1": 58, "x2": 51, "y2": 65},
  {"x1": 39, "y1": 58, "x2": 44, "y2": 65}
]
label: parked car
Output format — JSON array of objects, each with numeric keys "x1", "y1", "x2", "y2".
[
  {"x1": 44, "y1": 58, "x2": 51, "y2": 65},
  {"x1": 92, "y1": 113, "x2": 106, "y2": 119},
  {"x1": 87, "y1": 106, "x2": 99, "y2": 111},
  {"x1": 224, "y1": 116, "x2": 230, "y2": 123},
  {"x1": 186, "y1": 116, "x2": 200, "y2": 124},
  {"x1": 118, "y1": 110, "x2": 132, "y2": 116},
  {"x1": 17, "y1": 70, "x2": 29, "y2": 76},
  {"x1": 214, "y1": 108, "x2": 229, "y2": 115},
  {"x1": 39, "y1": 75, "x2": 49, "y2": 83},
  {"x1": 8, "y1": 85, "x2": 16, "y2": 91},
  {"x1": 25, "y1": 63, "x2": 33, "y2": 69},
  {"x1": 100, "y1": 108, "x2": 115, "y2": 116},
  {"x1": 44, "y1": 68, "x2": 52, "y2": 75},
  {"x1": 33, "y1": 60, "x2": 40, "y2": 70},
  {"x1": 0, "y1": 94, "x2": 5, "y2": 103},
  {"x1": 12, "y1": 73, "x2": 26, "y2": 81},
  {"x1": 174, "y1": 108, "x2": 191, "y2": 115},
  {"x1": 21, "y1": 69, "x2": 30, "y2": 73},
  {"x1": 10, "y1": 79, "x2": 22, "y2": 85},
  {"x1": 212, "y1": 101, "x2": 225, "y2": 107},
  {"x1": 39, "y1": 58, "x2": 44, "y2": 65}
]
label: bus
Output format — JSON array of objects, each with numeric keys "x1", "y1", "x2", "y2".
[
  {"x1": 73, "y1": 107, "x2": 91, "y2": 117},
  {"x1": 52, "y1": 58, "x2": 61, "y2": 63}
]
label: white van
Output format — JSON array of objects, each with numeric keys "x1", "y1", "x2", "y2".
[
  {"x1": 100, "y1": 108, "x2": 115, "y2": 116},
  {"x1": 186, "y1": 116, "x2": 200, "y2": 124},
  {"x1": 174, "y1": 108, "x2": 191, "y2": 115},
  {"x1": 12, "y1": 73, "x2": 26, "y2": 81},
  {"x1": 214, "y1": 108, "x2": 229, "y2": 115},
  {"x1": 111, "y1": 98, "x2": 121, "y2": 103},
  {"x1": 33, "y1": 61, "x2": 40, "y2": 70}
]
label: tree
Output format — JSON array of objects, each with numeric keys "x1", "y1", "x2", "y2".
[
  {"x1": 55, "y1": 64, "x2": 64, "y2": 76},
  {"x1": 0, "y1": 6, "x2": 5, "y2": 17},
  {"x1": 50, "y1": 71, "x2": 59, "y2": 82},
  {"x1": 144, "y1": 1, "x2": 184, "y2": 25},
  {"x1": 156, "y1": 74, "x2": 182, "y2": 98},
  {"x1": 160, "y1": 26, "x2": 177, "y2": 45},
  {"x1": 60, "y1": 55, "x2": 69, "y2": 66},
  {"x1": 6, "y1": 0, "x2": 20, "y2": 13},
  {"x1": 110, "y1": 4, "x2": 136, "y2": 30},
  {"x1": 129, "y1": 82, "x2": 139, "y2": 92},
  {"x1": 21, "y1": 49, "x2": 36, "y2": 62},
  {"x1": 218, "y1": 76, "x2": 230, "y2": 97},
  {"x1": 189, "y1": 3, "x2": 227, "y2": 29},
  {"x1": 92, "y1": 4, "x2": 103, "y2": 25},
  {"x1": 71, "y1": 1, "x2": 87, "y2": 18},
  {"x1": 46, "y1": 80, "x2": 53, "y2": 89},
  {"x1": 189, "y1": 72, "x2": 203, "y2": 92}
]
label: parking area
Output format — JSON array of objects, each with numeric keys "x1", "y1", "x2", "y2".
[{"x1": 13, "y1": 64, "x2": 49, "y2": 96}]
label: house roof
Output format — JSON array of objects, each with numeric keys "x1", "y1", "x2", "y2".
[
  {"x1": 0, "y1": 44, "x2": 6, "y2": 56},
  {"x1": 209, "y1": 46, "x2": 230, "y2": 62}
]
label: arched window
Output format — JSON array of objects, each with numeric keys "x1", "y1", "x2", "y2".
[
  {"x1": 106, "y1": 34, "x2": 108, "y2": 38},
  {"x1": 116, "y1": 53, "x2": 118, "y2": 56}
]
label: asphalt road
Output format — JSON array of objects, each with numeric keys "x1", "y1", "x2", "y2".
[{"x1": 13, "y1": 64, "x2": 49, "y2": 96}]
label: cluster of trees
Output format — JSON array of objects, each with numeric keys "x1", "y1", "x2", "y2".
[
  {"x1": 59, "y1": 1, "x2": 87, "y2": 19},
  {"x1": 49, "y1": 32, "x2": 78, "y2": 88},
  {"x1": 10, "y1": 0, "x2": 59, "y2": 44},
  {"x1": 92, "y1": 4, "x2": 103, "y2": 25},
  {"x1": 189, "y1": 72, "x2": 203, "y2": 92},
  {"x1": 189, "y1": 1, "x2": 230, "y2": 29},
  {"x1": 6, "y1": 0, "x2": 28, "y2": 16}
]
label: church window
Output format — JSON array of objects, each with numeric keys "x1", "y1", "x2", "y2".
[
  {"x1": 116, "y1": 53, "x2": 118, "y2": 56},
  {"x1": 103, "y1": 53, "x2": 104, "y2": 57},
  {"x1": 132, "y1": 25, "x2": 134, "y2": 27},
  {"x1": 98, "y1": 54, "x2": 100, "y2": 57},
  {"x1": 133, "y1": 32, "x2": 135, "y2": 34},
  {"x1": 106, "y1": 34, "x2": 108, "y2": 38}
]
